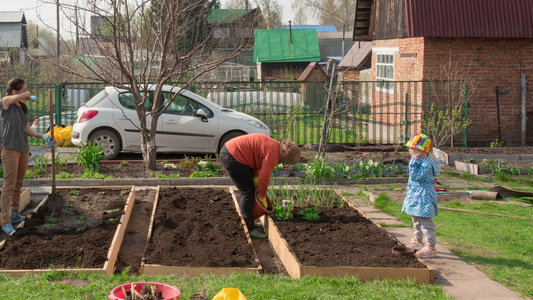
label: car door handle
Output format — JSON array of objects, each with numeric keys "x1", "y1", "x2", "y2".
[
  {"x1": 164, "y1": 120, "x2": 177, "y2": 124},
  {"x1": 118, "y1": 116, "x2": 128, "y2": 120}
]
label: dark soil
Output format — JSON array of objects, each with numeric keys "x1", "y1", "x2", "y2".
[
  {"x1": 30, "y1": 146, "x2": 412, "y2": 179},
  {"x1": 437, "y1": 147, "x2": 533, "y2": 155},
  {"x1": 143, "y1": 187, "x2": 258, "y2": 268},
  {"x1": 0, "y1": 188, "x2": 129, "y2": 269},
  {"x1": 274, "y1": 204, "x2": 427, "y2": 268}
]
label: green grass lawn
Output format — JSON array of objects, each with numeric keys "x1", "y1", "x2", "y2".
[
  {"x1": 0, "y1": 271, "x2": 451, "y2": 299},
  {"x1": 374, "y1": 194, "x2": 533, "y2": 298}
]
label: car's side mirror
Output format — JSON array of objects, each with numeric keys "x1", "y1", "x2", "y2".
[{"x1": 196, "y1": 109, "x2": 208, "y2": 122}]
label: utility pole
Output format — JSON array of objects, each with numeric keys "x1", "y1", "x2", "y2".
[{"x1": 56, "y1": 0, "x2": 60, "y2": 58}]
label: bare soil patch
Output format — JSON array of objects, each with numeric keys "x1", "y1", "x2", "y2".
[
  {"x1": 143, "y1": 187, "x2": 258, "y2": 268},
  {"x1": 437, "y1": 147, "x2": 533, "y2": 155},
  {"x1": 30, "y1": 145, "x2": 412, "y2": 180},
  {"x1": 273, "y1": 204, "x2": 426, "y2": 269},
  {"x1": 0, "y1": 188, "x2": 129, "y2": 269}
]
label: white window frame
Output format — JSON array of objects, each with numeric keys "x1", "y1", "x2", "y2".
[{"x1": 374, "y1": 47, "x2": 398, "y2": 93}]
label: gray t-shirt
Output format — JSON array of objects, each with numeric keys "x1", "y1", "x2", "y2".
[{"x1": 1, "y1": 98, "x2": 29, "y2": 153}]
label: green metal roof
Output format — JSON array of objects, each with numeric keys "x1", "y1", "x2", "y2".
[
  {"x1": 208, "y1": 9, "x2": 254, "y2": 24},
  {"x1": 253, "y1": 29, "x2": 320, "y2": 63}
]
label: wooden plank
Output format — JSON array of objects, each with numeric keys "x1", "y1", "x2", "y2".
[
  {"x1": 0, "y1": 186, "x2": 134, "y2": 276},
  {"x1": 0, "y1": 188, "x2": 31, "y2": 211},
  {"x1": 229, "y1": 188, "x2": 263, "y2": 268},
  {"x1": 266, "y1": 216, "x2": 302, "y2": 278},
  {"x1": 104, "y1": 186, "x2": 136, "y2": 274}
]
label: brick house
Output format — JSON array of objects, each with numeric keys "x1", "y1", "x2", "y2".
[{"x1": 353, "y1": 0, "x2": 533, "y2": 146}]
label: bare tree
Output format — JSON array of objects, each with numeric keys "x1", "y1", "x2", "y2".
[
  {"x1": 291, "y1": 0, "x2": 354, "y2": 30},
  {"x1": 45, "y1": 0, "x2": 257, "y2": 170},
  {"x1": 224, "y1": 0, "x2": 246, "y2": 9},
  {"x1": 254, "y1": 0, "x2": 283, "y2": 28},
  {"x1": 422, "y1": 54, "x2": 479, "y2": 147}
]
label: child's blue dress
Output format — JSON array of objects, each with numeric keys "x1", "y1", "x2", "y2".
[{"x1": 402, "y1": 156, "x2": 440, "y2": 217}]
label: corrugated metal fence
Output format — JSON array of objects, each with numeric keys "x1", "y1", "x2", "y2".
[{"x1": 0, "y1": 81, "x2": 466, "y2": 146}]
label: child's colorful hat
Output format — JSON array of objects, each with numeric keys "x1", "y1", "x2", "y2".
[{"x1": 406, "y1": 133, "x2": 432, "y2": 153}]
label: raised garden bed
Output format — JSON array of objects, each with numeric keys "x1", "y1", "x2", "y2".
[
  {"x1": 434, "y1": 147, "x2": 533, "y2": 166},
  {"x1": 262, "y1": 190, "x2": 434, "y2": 283},
  {"x1": 0, "y1": 186, "x2": 135, "y2": 276},
  {"x1": 141, "y1": 186, "x2": 261, "y2": 276},
  {"x1": 454, "y1": 160, "x2": 533, "y2": 175}
]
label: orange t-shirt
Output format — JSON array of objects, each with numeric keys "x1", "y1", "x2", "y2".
[{"x1": 225, "y1": 133, "x2": 280, "y2": 198}]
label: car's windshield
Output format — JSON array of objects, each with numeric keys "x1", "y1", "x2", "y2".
[{"x1": 85, "y1": 90, "x2": 108, "y2": 108}]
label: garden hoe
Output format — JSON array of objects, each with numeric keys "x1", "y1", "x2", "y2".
[{"x1": 46, "y1": 90, "x2": 65, "y2": 212}]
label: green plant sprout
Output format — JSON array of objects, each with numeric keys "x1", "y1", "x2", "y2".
[
  {"x1": 490, "y1": 139, "x2": 504, "y2": 147},
  {"x1": 299, "y1": 206, "x2": 321, "y2": 221},
  {"x1": 34, "y1": 155, "x2": 50, "y2": 169},
  {"x1": 271, "y1": 205, "x2": 293, "y2": 220},
  {"x1": 75, "y1": 141, "x2": 105, "y2": 172},
  {"x1": 189, "y1": 170, "x2": 215, "y2": 178},
  {"x1": 56, "y1": 172, "x2": 74, "y2": 179},
  {"x1": 119, "y1": 161, "x2": 129, "y2": 167}
]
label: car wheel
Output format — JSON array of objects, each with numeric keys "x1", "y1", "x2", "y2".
[
  {"x1": 89, "y1": 130, "x2": 120, "y2": 160},
  {"x1": 218, "y1": 131, "x2": 245, "y2": 153}
]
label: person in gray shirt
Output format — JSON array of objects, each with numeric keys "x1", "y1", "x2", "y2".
[{"x1": 1, "y1": 77, "x2": 55, "y2": 235}]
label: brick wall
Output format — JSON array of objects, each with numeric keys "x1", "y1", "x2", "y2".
[{"x1": 372, "y1": 37, "x2": 533, "y2": 146}]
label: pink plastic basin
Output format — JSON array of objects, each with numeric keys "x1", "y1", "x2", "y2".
[{"x1": 108, "y1": 282, "x2": 181, "y2": 300}]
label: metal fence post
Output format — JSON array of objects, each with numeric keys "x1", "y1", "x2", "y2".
[
  {"x1": 54, "y1": 85, "x2": 62, "y2": 126},
  {"x1": 401, "y1": 93, "x2": 411, "y2": 142}
]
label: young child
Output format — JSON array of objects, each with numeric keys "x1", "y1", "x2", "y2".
[{"x1": 403, "y1": 133, "x2": 440, "y2": 258}]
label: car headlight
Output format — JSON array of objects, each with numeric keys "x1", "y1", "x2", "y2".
[{"x1": 241, "y1": 118, "x2": 268, "y2": 130}]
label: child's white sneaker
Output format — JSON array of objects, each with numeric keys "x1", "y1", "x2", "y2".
[
  {"x1": 416, "y1": 245, "x2": 437, "y2": 258},
  {"x1": 407, "y1": 238, "x2": 425, "y2": 250}
]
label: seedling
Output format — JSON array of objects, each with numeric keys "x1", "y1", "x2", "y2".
[
  {"x1": 119, "y1": 161, "x2": 129, "y2": 167},
  {"x1": 190, "y1": 170, "x2": 215, "y2": 178},
  {"x1": 69, "y1": 190, "x2": 80, "y2": 196},
  {"x1": 75, "y1": 141, "x2": 105, "y2": 172},
  {"x1": 272, "y1": 205, "x2": 293, "y2": 220},
  {"x1": 120, "y1": 190, "x2": 129, "y2": 195},
  {"x1": 299, "y1": 206, "x2": 321, "y2": 221}
]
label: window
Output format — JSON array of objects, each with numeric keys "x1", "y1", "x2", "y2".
[
  {"x1": 33, "y1": 41, "x2": 39, "y2": 49},
  {"x1": 376, "y1": 54, "x2": 394, "y2": 92},
  {"x1": 119, "y1": 92, "x2": 153, "y2": 111},
  {"x1": 163, "y1": 92, "x2": 213, "y2": 118}
]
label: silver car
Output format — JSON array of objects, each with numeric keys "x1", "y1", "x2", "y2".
[{"x1": 71, "y1": 85, "x2": 271, "y2": 159}]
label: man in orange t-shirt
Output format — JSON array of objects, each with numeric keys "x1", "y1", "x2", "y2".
[{"x1": 220, "y1": 133, "x2": 300, "y2": 238}]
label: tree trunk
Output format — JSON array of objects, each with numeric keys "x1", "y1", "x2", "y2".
[{"x1": 141, "y1": 132, "x2": 158, "y2": 172}]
